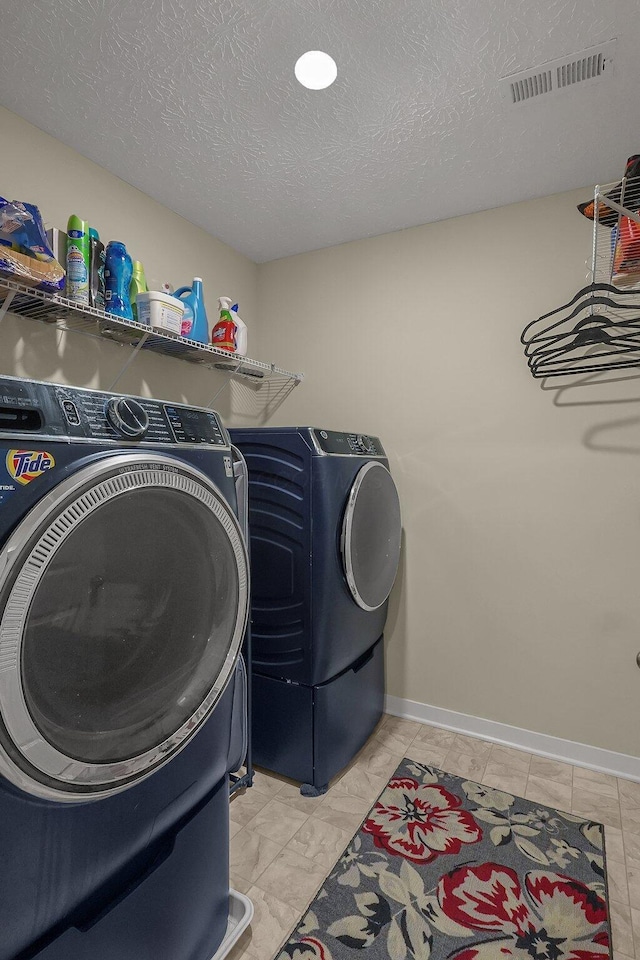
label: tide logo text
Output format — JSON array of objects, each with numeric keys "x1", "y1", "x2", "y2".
[{"x1": 6, "y1": 450, "x2": 56, "y2": 485}]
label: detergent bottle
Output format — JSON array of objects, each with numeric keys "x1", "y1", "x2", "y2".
[
  {"x1": 129, "y1": 261, "x2": 148, "y2": 322},
  {"x1": 212, "y1": 297, "x2": 248, "y2": 355},
  {"x1": 88, "y1": 228, "x2": 105, "y2": 310},
  {"x1": 104, "y1": 241, "x2": 133, "y2": 320},
  {"x1": 173, "y1": 278, "x2": 209, "y2": 344}
]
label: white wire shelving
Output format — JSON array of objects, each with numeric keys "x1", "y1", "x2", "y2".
[
  {"x1": 521, "y1": 172, "x2": 640, "y2": 380},
  {"x1": 0, "y1": 278, "x2": 303, "y2": 408},
  {"x1": 590, "y1": 175, "x2": 640, "y2": 290}
]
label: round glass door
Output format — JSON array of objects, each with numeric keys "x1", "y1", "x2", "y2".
[
  {"x1": 341, "y1": 461, "x2": 402, "y2": 611},
  {"x1": 0, "y1": 454, "x2": 248, "y2": 801}
]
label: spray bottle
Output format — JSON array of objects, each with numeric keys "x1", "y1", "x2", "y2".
[
  {"x1": 66, "y1": 215, "x2": 91, "y2": 305},
  {"x1": 212, "y1": 297, "x2": 248, "y2": 355}
]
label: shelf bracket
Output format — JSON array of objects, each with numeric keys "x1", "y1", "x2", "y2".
[
  {"x1": 108, "y1": 332, "x2": 150, "y2": 391},
  {"x1": 0, "y1": 290, "x2": 16, "y2": 325},
  {"x1": 206, "y1": 360, "x2": 245, "y2": 409}
]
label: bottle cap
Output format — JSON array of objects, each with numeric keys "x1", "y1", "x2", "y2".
[{"x1": 89, "y1": 227, "x2": 100, "y2": 240}]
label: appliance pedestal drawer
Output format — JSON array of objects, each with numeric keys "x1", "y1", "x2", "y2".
[{"x1": 252, "y1": 635, "x2": 384, "y2": 794}]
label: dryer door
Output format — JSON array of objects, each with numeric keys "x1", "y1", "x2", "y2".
[
  {"x1": 341, "y1": 461, "x2": 402, "y2": 612},
  {"x1": 0, "y1": 453, "x2": 248, "y2": 801}
]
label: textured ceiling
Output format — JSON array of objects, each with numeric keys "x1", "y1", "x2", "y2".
[{"x1": 1, "y1": 0, "x2": 640, "y2": 262}]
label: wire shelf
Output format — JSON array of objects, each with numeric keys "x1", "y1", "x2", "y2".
[
  {"x1": 591, "y1": 175, "x2": 640, "y2": 290},
  {"x1": 0, "y1": 278, "x2": 303, "y2": 396}
]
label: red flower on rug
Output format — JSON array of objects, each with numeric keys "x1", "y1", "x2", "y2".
[
  {"x1": 438, "y1": 862, "x2": 609, "y2": 958},
  {"x1": 362, "y1": 777, "x2": 482, "y2": 864},
  {"x1": 285, "y1": 937, "x2": 333, "y2": 960}
]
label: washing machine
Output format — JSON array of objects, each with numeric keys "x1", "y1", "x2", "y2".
[
  {"x1": 230, "y1": 427, "x2": 401, "y2": 794},
  {"x1": 0, "y1": 375, "x2": 250, "y2": 960}
]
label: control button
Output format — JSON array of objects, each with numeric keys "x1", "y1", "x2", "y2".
[
  {"x1": 105, "y1": 397, "x2": 150, "y2": 439},
  {"x1": 62, "y1": 400, "x2": 80, "y2": 425}
]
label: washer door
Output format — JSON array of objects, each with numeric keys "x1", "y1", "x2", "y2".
[
  {"x1": 0, "y1": 453, "x2": 248, "y2": 801},
  {"x1": 341, "y1": 461, "x2": 402, "y2": 612}
]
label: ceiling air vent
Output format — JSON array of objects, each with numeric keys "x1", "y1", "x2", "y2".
[{"x1": 499, "y1": 40, "x2": 616, "y2": 105}]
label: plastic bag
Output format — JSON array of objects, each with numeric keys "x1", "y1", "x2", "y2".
[{"x1": 0, "y1": 197, "x2": 65, "y2": 293}]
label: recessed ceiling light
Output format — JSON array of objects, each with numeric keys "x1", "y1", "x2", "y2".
[{"x1": 294, "y1": 50, "x2": 337, "y2": 90}]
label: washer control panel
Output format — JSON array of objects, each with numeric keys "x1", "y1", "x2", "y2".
[
  {"x1": 312, "y1": 429, "x2": 385, "y2": 457},
  {"x1": 56, "y1": 388, "x2": 227, "y2": 445},
  {"x1": 0, "y1": 376, "x2": 229, "y2": 447}
]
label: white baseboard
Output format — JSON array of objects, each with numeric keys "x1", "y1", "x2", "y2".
[{"x1": 385, "y1": 694, "x2": 640, "y2": 783}]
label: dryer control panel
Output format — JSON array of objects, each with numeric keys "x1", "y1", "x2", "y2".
[
  {"x1": 0, "y1": 375, "x2": 229, "y2": 447},
  {"x1": 312, "y1": 429, "x2": 385, "y2": 457}
]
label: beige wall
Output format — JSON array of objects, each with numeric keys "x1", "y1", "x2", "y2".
[
  {"x1": 3, "y1": 106, "x2": 638, "y2": 756},
  {"x1": 0, "y1": 107, "x2": 259, "y2": 423},
  {"x1": 258, "y1": 191, "x2": 640, "y2": 757}
]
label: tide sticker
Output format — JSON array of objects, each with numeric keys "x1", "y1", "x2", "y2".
[{"x1": 6, "y1": 450, "x2": 56, "y2": 486}]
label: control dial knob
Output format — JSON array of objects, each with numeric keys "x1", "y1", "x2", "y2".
[
  {"x1": 356, "y1": 434, "x2": 375, "y2": 454},
  {"x1": 106, "y1": 397, "x2": 149, "y2": 439}
]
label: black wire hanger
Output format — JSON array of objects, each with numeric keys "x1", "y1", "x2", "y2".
[
  {"x1": 522, "y1": 281, "x2": 640, "y2": 378},
  {"x1": 522, "y1": 282, "x2": 640, "y2": 347}
]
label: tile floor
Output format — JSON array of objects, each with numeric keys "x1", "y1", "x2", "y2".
[{"x1": 227, "y1": 714, "x2": 640, "y2": 960}]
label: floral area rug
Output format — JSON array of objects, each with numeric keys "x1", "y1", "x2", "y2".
[{"x1": 275, "y1": 758, "x2": 610, "y2": 960}]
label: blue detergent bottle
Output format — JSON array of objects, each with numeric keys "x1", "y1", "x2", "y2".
[
  {"x1": 104, "y1": 241, "x2": 134, "y2": 320},
  {"x1": 173, "y1": 277, "x2": 209, "y2": 344}
]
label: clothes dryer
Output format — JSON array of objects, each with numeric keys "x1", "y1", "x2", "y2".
[
  {"x1": 0, "y1": 376, "x2": 249, "y2": 960},
  {"x1": 230, "y1": 427, "x2": 401, "y2": 794}
]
